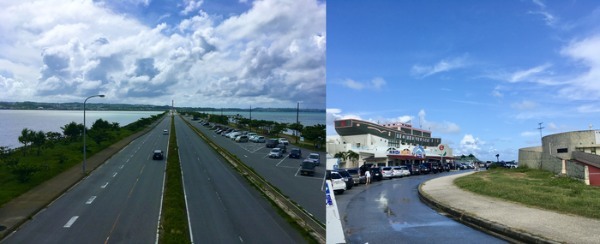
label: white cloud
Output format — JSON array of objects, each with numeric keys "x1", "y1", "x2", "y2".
[
  {"x1": 326, "y1": 108, "x2": 362, "y2": 135},
  {"x1": 410, "y1": 56, "x2": 468, "y2": 78},
  {"x1": 0, "y1": 0, "x2": 326, "y2": 108},
  {"x1": 509, "y1": 63, "x2": 551, "y2": 83},
  {"x1": 520, "y1": 131, "x2": 538, "y2": 137},
  {"x1": 341, "y1": 77, "x2": 387, "y2": 91},
  {"x1": 511, "y1": 100, "x2": 537, "y2": 110},
  {"x1": 558, "y1": 35, "x2": 600, "y2": 101},
  {"x1": 577, "y1": 104, "x2": 600, "y2": 113},
  {"x1": 528, "y1": 0, "x2": 557, "y2": 27},
  {"x1": 181, "y1": 0, "x2": 204, "y2": 15},
  {"x1": 417, "y1": 109, "x2": 461, "y2": 134}
]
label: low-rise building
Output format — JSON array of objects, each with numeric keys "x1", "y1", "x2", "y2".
[{"x1": 327, "y1": 118, "x2": 453, "y2": 169}]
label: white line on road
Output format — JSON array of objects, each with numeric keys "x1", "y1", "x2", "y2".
[
  {"x1": 86, "y1": 196, "x2": 97, "y2": 204},
  {"x1": 239, "y1": 236, "x2": 244, "y2": 242},
  {"x1": 64, "y1": 216, "x2": 79, "y2": 228},
  {"x1": 119, "y1": 165, "x2": 124, "y2": 169},
  {"x1": 101, "y1": 182, "x2": 109, "y2": 188},
  {"x1": 244, "y1": 155, "x2": 248, "y2": 158},
  {"x1": 113, "y1": 172, "x2": 118, "y2": 177},
  {"x1": 275, "y1": 158, "x2": 287, "y2": 167}
]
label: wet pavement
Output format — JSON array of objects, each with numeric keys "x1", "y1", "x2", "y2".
[{"x1": 335, "y1": 171, "x2": 506, "y2": 244}]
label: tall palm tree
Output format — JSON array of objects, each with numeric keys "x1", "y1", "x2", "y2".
[
  {"x1": 334, "y1": 151, "x2": 348, "y2": 164},
  {"x1": 347, "y1": 150, "x2": 359, "y2": 168}
]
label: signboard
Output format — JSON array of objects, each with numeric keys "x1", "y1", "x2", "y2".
[{"x1": 413, "y1": 145, "x2": 425, "y2": 158}]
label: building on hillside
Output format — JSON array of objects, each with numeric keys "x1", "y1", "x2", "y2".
[
  {"x1": 327, "y1": 118, "x2": 453, "y2": 169},
  {"x1": 518, "y1": 130, "x2": 600, "y2": 185}
]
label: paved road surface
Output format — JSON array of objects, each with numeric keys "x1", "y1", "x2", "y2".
[
  {"x1": 336, "y1": 171, "x2": 506, "y2": 244},
  {"x1": 175, "y1": 116, "x2": 304, "y2": 243},
  {"x1": 2, "y1": 118, "x2": 170, "y2": 243},
  {"x1": 185, "y1": 117, "x2": 325, "y2": 223}
]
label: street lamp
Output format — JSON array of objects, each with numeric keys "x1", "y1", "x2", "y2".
[{"x1": 83, "y1": 94, "x2": 105, "y2": 174}]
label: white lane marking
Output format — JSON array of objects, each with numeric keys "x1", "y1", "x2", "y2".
[
  {"x1": 86, "y1": 196, "x2": 97, "y2": 204},
  {"x1": 119, "y1": 165, "x2": 124, "y2": 169},
  {"x1": 239, "y1": 236, "x2": 244, "y2": 242},
  {"x1": 64, "y1": 216, "x2": 79, "y2": 228},
  {"x1": 101, "y1": 182, "x2": 109, "y2": 188},
  {"x1": 113, "y1": 172, "x2": 118, "y2": 177},
  {"x1": 244, "y1": 155, "x2": 248, "y2": 158},
  {"x1": 275, "y1": 158, "x2": 287, "y2": 167}
]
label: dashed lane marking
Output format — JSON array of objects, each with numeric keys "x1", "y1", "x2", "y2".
[
  {"x1": 101, "y1": 182, "x2": 109, "y2": 188},
  {"x1": 86, "y1": 196, "x2": 97, "y2": 204},
  {"x1": 64, "y1": 216, "x2": 79, "y2": 228},
  {"x1": 113, "y1": 172, "x2": 118, "y2": 177}
]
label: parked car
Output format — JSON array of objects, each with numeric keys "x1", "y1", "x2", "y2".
[
  {"x1": 408, "y1": 164, "x2": 421, "y2": 175},
  {"x1": 253, "y1": 136, "x2": 266, "y2": 143},
  {"x1": 346, "y1": 168, "x2": 365, "y2": 184},
  {"x1": 505, "y1": 162, "x2": 519, "y2": 168},
  {"x1": 279, "y1": 138, "x2": 289, "y2": 145},
  {"x1": 371, "y1": 167, "x2": 383, "y2": 181},
  {"x1": 300, "y1": 160, "x2": 316, "y2": 176},
  {"x1": 381, "y1": 166, "x2": 393, "y2": 179},
  {"x1": 326, "y1": 170, "x2": 346, "y2": 194},
  {"x1": 336, "y1": 169, "x2": 354, "y2": 189},
  {"x1": 419, "y1": 164, "x2": 431, "y2": 174},
  {"x1": 235, "y1": 135, "x2": 249, "y2": 142},
  {"x1": 307, "y1": 153, "x2": 320, "y2": 166},
  {"x1": 289, "y1": 148, "x2": 302, "y2": 159},
  {"x1": 266, "y1": 139, "x2": 279, "y2": 148},
  {"x1": 268, "y1": 148, "x2": 283, "y2": 158},
  {"x1": 392, "y1": 166, "x2": 410, "y2": 178},
  {"x1": 152, "y1": 150, "x2": 164, "y2": 160},
  {"x1": 276, "y1": 143, "x2": 287, "y2": 153}
]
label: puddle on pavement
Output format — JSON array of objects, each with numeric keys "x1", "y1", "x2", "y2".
[{"x1": 390, "y1": 220, "x2": 458, "y2": 231}]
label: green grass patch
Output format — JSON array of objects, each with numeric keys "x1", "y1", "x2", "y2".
[
  {"x1": 455, "y1": 167, "x2": 600, "y2": 219},
  {"x1": 159, "y1": 115, "x2": 191, "y2": 244}
]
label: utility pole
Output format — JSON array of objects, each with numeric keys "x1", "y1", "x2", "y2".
[
  {"x1": 537, "y1": 122, "x2": 544, "y2": 140},
  {"x1": 296, "y1": 102, "x2": 300, "y2": 143},
  {"x1": 249, "y1": 105, "x2": 252, "y2": 131}
]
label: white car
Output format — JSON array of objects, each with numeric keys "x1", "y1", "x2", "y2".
[
  {"x1": 307, "y1": 153, "x2": 320, "y2": 166},
  {"x1": 392, "y1": 166, "x2": 410, "y2": 178},
  {"x1": 254, "y1": 136, "x2": 266, "y2": 143},
  {"x1": 328, "y1": 171, "x2": 346, "y2": 194},
  {"x1": 268, "y1": 148, "x2": 283, "y2": 158},
  {"x1": 228, "y1": 132, "x2": 241, "y2": 139},
  {"x1": 279, "y1": 138, "x2": 289, "y2": 145}
]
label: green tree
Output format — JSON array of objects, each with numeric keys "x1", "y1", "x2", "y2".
[
  {"x1": 45, "y1": 131, "x2": 63, "y2": 148},
  {"x1": 62, "y1": 121, "x2": 84, "y2": 141},
  {"x1": 270, "y1": 123, "x2": 288, "y2": 136},
  {"x1": 288, "y1": 122, "x2": 304, "y2": 143},
  {"x1": 18, "y1": 128, "x2": 34, "y2": 155},
  {"x1": 31, "y1": 130, "x2": 46, "y2": 156},
  {"x1": 89, "y1": 119, "x2": 113, "y2": 145},
  {"x1": 334, "y1": 151, "x2": 348, "y2": 163},
  {"x1": 347, "y1": 150, "x2": 360, "y2": 167},
  {"x1": 302, "y1": 124, "x2": 325, "y2": 148}
]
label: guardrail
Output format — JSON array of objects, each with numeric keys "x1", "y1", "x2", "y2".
[{"x1": 181, "y1": 116, "x2": 325, "y2": 243}]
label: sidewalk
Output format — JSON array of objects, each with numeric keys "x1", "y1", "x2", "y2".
[
  {"x1": 0, "y1": 119, "x2": 161, "y2": 240},
  {"x1": 419, "y1": 171, "x2": 600, "y2": 244}
]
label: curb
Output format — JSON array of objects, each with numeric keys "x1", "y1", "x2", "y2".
[{"x1": 417, "y1": 180, "x2": 561, "y2": 244}]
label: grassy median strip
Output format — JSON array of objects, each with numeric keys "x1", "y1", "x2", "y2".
[
  {"x1": 455, "y1": 167, "x2": 600, "y2": 219},
  {"x1": 159, "y1": 115, "x2": 191, "y2": 244}
]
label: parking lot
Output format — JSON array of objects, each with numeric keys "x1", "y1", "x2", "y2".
[{"x1": 183, "y1": 117, "x2": 326, "y2": 223}]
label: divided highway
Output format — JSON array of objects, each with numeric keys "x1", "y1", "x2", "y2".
[
  {"x1": 3, "y1": 117, "x2": 171, "y2": 243},
  {"x1": 174, "y1": 115, "x2": 303, "y2": 243},
  {"x1": 183, "y1": 116, "x2": 326, "y2": 224}
]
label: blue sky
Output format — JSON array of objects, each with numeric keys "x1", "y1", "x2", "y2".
[
  {"x1": 0, "y1": 0, "x2": 325, "y2": 108},
  {"x1": 326, "y1": 0, "x2": 600, "y2": 161}
]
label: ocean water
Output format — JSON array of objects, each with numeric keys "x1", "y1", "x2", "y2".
[
  {"x1": 0, "y1": 110, "x2": 164, "y2": 148},
  {"x1": 197, "y1": 110, "x2": 325, "y2": 126}
]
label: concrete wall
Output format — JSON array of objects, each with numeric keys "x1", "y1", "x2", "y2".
[
  {"x1": 540, "y1": 153, "x2": 563, "y2": 174},
  {"x1": 518, "y1": 146, "x2": 542, "y2": 169},
  {"x1": 542, "y1": 130, "x2": 599, "y2": 159},
  {"x1": 566, "y1": 160, "x2": 586, "y2": 181}
]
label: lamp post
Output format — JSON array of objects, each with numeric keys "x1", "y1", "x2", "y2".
[{"x1": 83, "y1": 94, "x2": 105, "y2": 174}]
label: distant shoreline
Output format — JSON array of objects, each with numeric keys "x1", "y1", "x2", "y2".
[{"x1": 0, "y1": 101, "x2": 325, "y2": 113}]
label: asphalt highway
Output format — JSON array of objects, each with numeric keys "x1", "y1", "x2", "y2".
[
  {"x1": 174, "y1": 116, "x2": 304, "y2": 243},
  {"x1": 2, "y1": 117, "x2": 171, "y2": 243},
  {"x1": 335, "y1": 171, "x2": 506, "y2": 244},
  {"x1": 184, "y1": 117, "x2": 326, "y2": 224}
]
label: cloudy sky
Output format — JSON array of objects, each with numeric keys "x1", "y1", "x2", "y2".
[
  {"x1": 0, "y1": 0, "x2": 325, "y2": 108},
  {"x1": 327, "y1": 0, "x2": 600, "y2": 161}
]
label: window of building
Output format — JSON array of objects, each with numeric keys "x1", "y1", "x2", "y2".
[
  {"x1": 592, "y1": 147, "x2": 597, "y2": 154},
  {"x1": 557, "y1": 148, "x2": 568, "y2": 153}
]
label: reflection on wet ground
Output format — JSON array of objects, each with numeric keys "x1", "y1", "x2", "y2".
[{"x1": 335, "y1": 172, "x2": 507, "y2": 244}]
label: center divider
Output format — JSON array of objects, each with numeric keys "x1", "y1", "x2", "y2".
[{"x1": 159, "y1": 115, "x2": 191, "y2": 244}]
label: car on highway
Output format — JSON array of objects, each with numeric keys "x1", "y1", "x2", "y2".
[
  {"x1": 289, "y1": 148, "x2": 302, "y2": 159},
  {"x1": 336, "y1": 169, "x2": 354, "y2": 189},
  {"x1": 392, "y1": 166, "x2": 410, "y2": 178},
  {"x1": 266, "y1": 138, "x2": 279, "y2": 148},
  {"x1": 326, "y1": 170, "x2": 346, "y2": 194},
  {"x1": 381, "y1": 166, "x2": 393, "y2": 179},
  {"x1": 268, "y1": 148, "x2": 283, "y2": 158},
  {"x1": 307, "y1": 153, "x2": 320, "y2": 166},
  {"x1": 153, "y1": 150, "x2": 164, "y2": 160},
  {"x1": 299, "y1": 160, "x2": 316, "y2": 176},
  {"x1": 163, "y1": 129, "x2": 168, "y2": 135}
]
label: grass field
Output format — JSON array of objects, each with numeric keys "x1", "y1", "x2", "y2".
[{"x1": 455, "y1": 167, "x2": 600, "y2": 219}]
